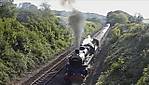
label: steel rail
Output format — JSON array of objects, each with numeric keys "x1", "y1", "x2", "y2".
[
  {"x1": 22, "y1": 47, "x2": 74, "y2": 85},
  {"x1": 31, "y1": 51, "x2": 74, "y2": 85}
]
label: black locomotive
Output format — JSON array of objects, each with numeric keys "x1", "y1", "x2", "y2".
[{"x1": 64, "y1": 35, "x2": 99, "y2": 85}]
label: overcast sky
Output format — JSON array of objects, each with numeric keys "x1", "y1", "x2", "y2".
[{"x1": 14, "y1": 0, "x2": 149, "y2": 18}]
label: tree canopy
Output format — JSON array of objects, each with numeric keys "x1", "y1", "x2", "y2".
[{"x1": 107, "y1": 10, "x2": 130, "y2": 26}]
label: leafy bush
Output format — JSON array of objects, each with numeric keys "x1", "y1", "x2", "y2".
[{"x1": 137, "y1": 65, "x2": 149, "y2": 85}]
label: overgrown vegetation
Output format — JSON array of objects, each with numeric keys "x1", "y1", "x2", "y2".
[
  {"x1": 0, "y1": 1, "x2": 101, "y2": 85},
  {"x1": 96, "y1": 10, "x2": 149, "y2": 85},
  {"x1": 84, "y1": 21, "x2": 102, "y2": 37}
]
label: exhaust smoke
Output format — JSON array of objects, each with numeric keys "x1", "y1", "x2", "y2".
[
  {"x1": 61, "y1": 0, "x2": 85, "y2": 49},
  {"x1": 69, "y1": 10, "x2": 85, "y2": 49}
]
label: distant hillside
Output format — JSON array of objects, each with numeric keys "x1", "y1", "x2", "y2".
[{"x1": 52, "y1": 10, "x2": 106, "y2": 24}]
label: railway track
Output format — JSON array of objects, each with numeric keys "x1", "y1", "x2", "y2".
[
  {"x1": 30, "y1": 51, "x2": 74, "y2": 85},
  {"x1": 22, "y1": 25, "x2": 110, "y2": 85},
  {"x1": 22, "y1": 47, "x2": 74, "y2": 85}
]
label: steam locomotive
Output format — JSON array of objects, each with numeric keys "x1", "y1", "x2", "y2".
[{"x1": 64, "y1": 35, "x2": 99, "y2": 85}]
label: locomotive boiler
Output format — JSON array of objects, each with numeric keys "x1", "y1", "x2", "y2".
[{"x1": 64, "y1": 35, "x2": 99, "y2": 85}]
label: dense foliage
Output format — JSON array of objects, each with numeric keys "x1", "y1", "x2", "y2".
[
  {"x1": 0, "y1": 1, "x2": 16, "y2": 18},
  {"x1": 0, "y1": 2, "x2": 71, "y2": 85},
  {"x1": 107, "y1": 10, "x2": 144, "y2": 26},
  {"x1": 84, "y1": 21, "x2": 102, "y2": 37},
  {"x1": 107, "y1": 10, "x2": 130, "y2": 26},
  {"x1": 0, "y1": 2, "x2": 101, "y2": 85},
  {"x1": 96, "y1": 22, "x2": 149, "y2": 85}
]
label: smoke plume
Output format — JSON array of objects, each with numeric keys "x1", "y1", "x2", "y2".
[
  {"x1": 61, "y1": 0, "x2": 85, "y2": 49},
  {"x1": 69, "y1": 10, "x2": 85, "y2": 49}
]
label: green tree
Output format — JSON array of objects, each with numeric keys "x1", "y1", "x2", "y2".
[
  {"x1": 40, "y1": 2, "x2": 51, "y2": 11},
  {"x1": 0, "y1": 0, "x2": 16, "y2": 18},
  {"x1": 107, "y1": 10, "x2": 129, "y2": 26},
  {"x1": 129, "y1": 13, "x2": 144, "y2": 23}
]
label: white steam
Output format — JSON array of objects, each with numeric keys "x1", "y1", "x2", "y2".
[{"x1": 69, "y1": 10, "x2": 85, "y2": 49}]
